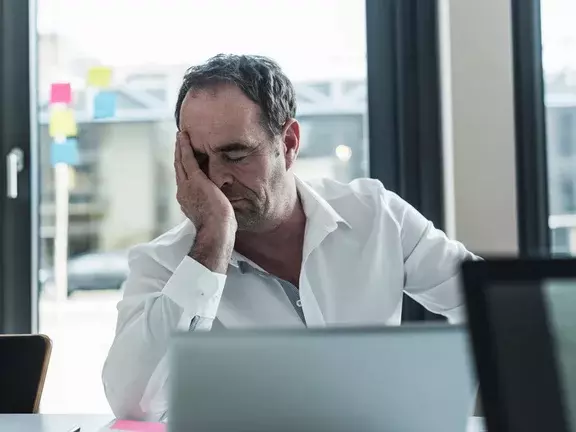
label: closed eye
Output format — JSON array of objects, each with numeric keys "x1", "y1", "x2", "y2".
[{"x1": 223, "y1": 153, "x2": 247, "y2": 163}]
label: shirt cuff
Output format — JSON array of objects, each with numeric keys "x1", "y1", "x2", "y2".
[{"x1": 162, "y1": 256, "x2": 226, "y2": 319}]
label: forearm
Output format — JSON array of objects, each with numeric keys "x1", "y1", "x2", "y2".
[
  {"x1": 103, "y1": 293, "x2": 188, "y2": 419},
  {"x1": 103, "y1": 253, "x2": 227, "y2": 419},
  {"x1": 103, "y1": 293, "x2": 223, "y2": 419},
  {"x1": 189, "y1": 226, "x2": 234, "y2": 274}
]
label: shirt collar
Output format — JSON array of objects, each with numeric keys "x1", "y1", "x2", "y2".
[
  {"x1": 229, "y1": 176, "x2": 350, "y2": 268},
  {"x1": 295, "y1": 175, "x2": 351, "y2": 231}
]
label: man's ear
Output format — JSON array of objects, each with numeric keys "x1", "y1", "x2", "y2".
[{"x1": 282, "y1": 119, "x2": 300, "y2": 170}]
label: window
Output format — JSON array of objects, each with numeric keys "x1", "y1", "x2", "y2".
[
  {"x1": 542, "y1": 0, "x2": 576, "y2": 256},
  {"x1": 561, "y1": 176, "x2": 576, "y2": 213},
  {"x1": 1, "y1": 0, "x2": 444, "y2": 414},
  {"x1": 551, "y1": 227, "x2": 571, "y2": 255},
  {"x1": 35, "y1": 0, "x2": 369, "y2": 413},
  {"x1": 558, "y1": 111, "x2": 574, "y2": 157}
]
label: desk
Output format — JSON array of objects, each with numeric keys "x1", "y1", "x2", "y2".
[
  {"x1": 0, "y1": 414, "x2": 112, "y2": 432},
  {"x1": 0, "y1": 414, "x2": 485, "y2": 432}
]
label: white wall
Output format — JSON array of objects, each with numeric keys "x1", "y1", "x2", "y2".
[{"x1": 439, "y1": 0, "x2": 519, "y2": 256}]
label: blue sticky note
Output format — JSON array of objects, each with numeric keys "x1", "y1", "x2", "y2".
[
  {"x1": 93, "y1": 91, "x2": 117, "y2": 119},
  {"x1": 51, "y1": 138, "x2": 79, "y2": 166}
]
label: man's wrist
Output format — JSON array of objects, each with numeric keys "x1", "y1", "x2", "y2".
[{"x1": 189, "y1": 225, "x2": 235, "y2": 274}]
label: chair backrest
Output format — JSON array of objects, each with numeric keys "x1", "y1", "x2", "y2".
[{"x1": 0, "y1": 334, "x2": 52, "y2": 413}]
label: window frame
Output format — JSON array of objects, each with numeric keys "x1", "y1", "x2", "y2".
[
  {"x1": 366, "y1": 0, "x2": 445, "y2": 321},
  {"x1": 0, "y1": 0, "x2": 36, "y2": 333},
  {"x1": 511, "y1": 0, "x2": 551, "y2": 257}
]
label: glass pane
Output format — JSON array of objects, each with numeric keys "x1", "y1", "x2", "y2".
[
  {"x1": 543, "y1": 280, "x2": 576, "y2": 430},
  {"x1": 542, "y1": 0, "x2": 576, "y2": 256},
  {"x1": 36, "y1": 0, "x2": 368, "y2": 412}
]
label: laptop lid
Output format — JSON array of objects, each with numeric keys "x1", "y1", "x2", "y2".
[
  {"x1": 462, "y1": 258, "x2": 576, "y2": 432},
  {"x1": 168, "y1": 325, "x2": 475, "y2": 432}
]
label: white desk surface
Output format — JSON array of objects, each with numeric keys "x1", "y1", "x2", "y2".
[
  {"x1": 0, "y1": 414, "x2": 113, "y2": 432},
  {"x1": 0, "y1": 414, "x2": 485, "y2": 432}
]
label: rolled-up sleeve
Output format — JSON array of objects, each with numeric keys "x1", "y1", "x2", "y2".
[{"x1": 102, "y1": 244, "x2": 226, "y2": 420}]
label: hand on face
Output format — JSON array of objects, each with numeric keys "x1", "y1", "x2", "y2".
[
  {"x1": 174, "y1": 131, "x2": 237, "y2": 234},
  {"x1": 176, "y1": 85, "x2": 300, "y2": 232}
]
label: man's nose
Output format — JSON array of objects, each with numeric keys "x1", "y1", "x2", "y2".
[{"x1": 206, "y1": 159, "x2": 233, "y2": 189}]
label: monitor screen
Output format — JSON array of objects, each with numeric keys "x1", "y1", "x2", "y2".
[
  {"x1": 482, "y1": 280, "x2": 571, "y2": 432},
  {"x1": 461, "y1": 259, "x2": 576, "y2": 432},
  {"x1": 544, "y1": 280, "x2": 576, "y2": 431}
]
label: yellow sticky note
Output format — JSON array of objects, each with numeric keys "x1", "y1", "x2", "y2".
[
  {"x1": 49, "y1": 108, "x2": 78, "y2": 138},
  {"x1": 87, "y1": 66, "x2": 112, "y2": 88}
]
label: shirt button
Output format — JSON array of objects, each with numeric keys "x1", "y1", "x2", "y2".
[{"x1": 296, "y1": 299, "x2": 302, "y2": 307}]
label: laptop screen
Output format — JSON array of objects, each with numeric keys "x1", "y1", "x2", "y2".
[{"x1": 473, "y1": 274, "x2": 575, "y2": 432}]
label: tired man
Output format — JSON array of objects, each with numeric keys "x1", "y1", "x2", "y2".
[{"x1": 103, "y1": 54, "x2": 476, "y2": 420}]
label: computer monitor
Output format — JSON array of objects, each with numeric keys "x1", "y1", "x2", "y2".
[
  {"x1": 168, "y1": 325, "x2": 475, "y2": 432},
  {"x1": 462, "y1": 258, "x2": 576, "y2": 432}
]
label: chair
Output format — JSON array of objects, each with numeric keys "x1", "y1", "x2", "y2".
[{"x1": 0, "y1": 334, "x2": 52, "y2": 413}]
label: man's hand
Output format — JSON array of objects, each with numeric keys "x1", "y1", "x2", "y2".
[{"x1": 175, "y1": 132, "x2": 236, "y2": 273}]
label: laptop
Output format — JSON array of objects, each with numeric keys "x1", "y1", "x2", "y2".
[
  {"x1": 168, "y1": 325, "x2": 475, "y2": 432},
  {"x1": 462, "y1": 258, "x2": 576, "y2": 432}
]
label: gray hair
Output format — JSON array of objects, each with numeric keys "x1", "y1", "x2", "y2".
[{"x1": 175, "y1": 54, "x2": 297, "y2": 137}]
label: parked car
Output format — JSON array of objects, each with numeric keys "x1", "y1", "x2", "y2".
[{"x1": 41, "y1": 250, "x2": 129, "y2": 297}]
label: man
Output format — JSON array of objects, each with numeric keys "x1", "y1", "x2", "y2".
[{"x1": 102, "y1": 54, "x2": 476, "y2": 420}]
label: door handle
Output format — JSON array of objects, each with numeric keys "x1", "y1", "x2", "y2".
[{"x1": 6, "y1": 148, "x2": 24, "y2": 199}]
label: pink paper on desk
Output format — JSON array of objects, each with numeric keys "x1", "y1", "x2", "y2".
[{"x1": 110, "y1": 420, "x2": 166, "y2": 432}]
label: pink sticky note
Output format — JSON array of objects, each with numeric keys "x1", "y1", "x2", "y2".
[
  {"x1": 50, "y1": 83, "x2": 72, "y2": 104},
  {"x1": 110, "y1": 420, "x2": 166, "y2": 432}
]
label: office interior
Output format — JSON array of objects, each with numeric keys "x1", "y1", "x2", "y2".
[{"x1": 1, "y1": 0, "x2": 575, "y2": 430}]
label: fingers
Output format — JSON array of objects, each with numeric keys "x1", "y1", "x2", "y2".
[
  {"x1": 174, "y1": 133, "x2": 187, "y2": 181},
  {"x1": 178, "y1": 131, "x2": 201, "y2": 178}
]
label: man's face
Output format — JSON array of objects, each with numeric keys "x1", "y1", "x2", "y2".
[{"x1": 178, "y1": 84, "x2": 298, "y2": 231}]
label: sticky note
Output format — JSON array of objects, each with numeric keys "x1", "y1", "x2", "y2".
[
  {"x1": 110, "y1": 420, "x2": 166, "y2": 432},
  {"x1": 49, "y1": 108, "x2": 78, "y2": 138},
  {"x1": 50, "y1": 83, "x2": 72, "y2": 104},
  {"x1": 50, "y1": 138, "x2": 79, "y2": 166},
  {"x1": 94, "y1": 91, "x2": 117, "y2": 119},
  {"x1": 87, "y1": 66, "x2": 112, "y2": 88}
]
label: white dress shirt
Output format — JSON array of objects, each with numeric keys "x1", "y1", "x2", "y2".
[{"x1": 102, "y1": 176, "x2": 476, "y2": 420}]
